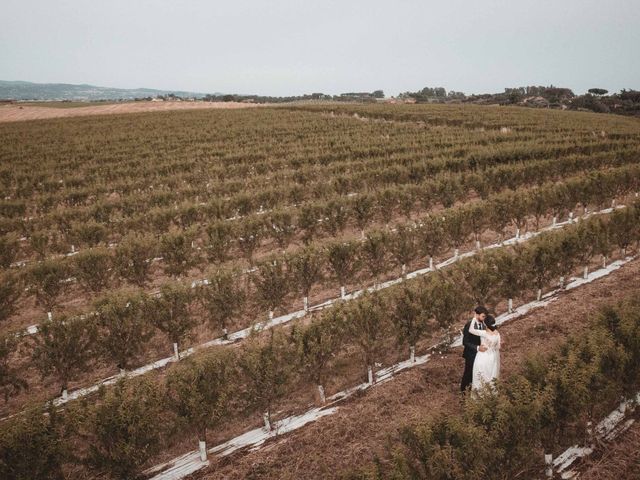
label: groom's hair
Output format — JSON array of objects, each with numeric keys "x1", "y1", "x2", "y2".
[{"x1": 474, "y1": 306, "x2": 489, "y2": 315}]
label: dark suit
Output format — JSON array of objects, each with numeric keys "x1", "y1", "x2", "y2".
[{"x1": 460, "y1": 318, "x2": 485, "y2": 392}]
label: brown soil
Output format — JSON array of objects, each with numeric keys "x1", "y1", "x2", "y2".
[
  {"x1": 0, "y1": 101, "x2": 261, "y2": 123},
  {"x1": 189, "y1": 257, "x2": 640, "y2": 480},
  {"x1": 577, "y1": 413, "x2": 640, "y2": 480}
]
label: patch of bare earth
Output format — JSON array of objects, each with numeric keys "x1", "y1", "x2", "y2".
[
  {"x1": 0, "y1": 101, "x2": 261, "y2": 123},
  {"x1": 192, "y1": 258, "x2": 640, "y2": 480}
]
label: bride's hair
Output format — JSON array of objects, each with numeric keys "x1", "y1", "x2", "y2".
[{"x1": 484, "y1": 315, "x2": 497, "y2": 331}]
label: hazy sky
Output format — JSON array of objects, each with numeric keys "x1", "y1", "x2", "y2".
[{"x1": 2, "y1": 0, "x2": 639, "y2": 96}]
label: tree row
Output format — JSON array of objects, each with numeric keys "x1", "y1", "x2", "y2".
[{"x1": 1, "y1": 202, "x2": 638, "y2": 479}]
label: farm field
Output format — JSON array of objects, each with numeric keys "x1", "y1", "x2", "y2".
[
  {"x1": 0, "y1": 104, "x2": 639, "y2": 480},
  {"x1": 0, "y1": 100, "x2": 259, "y2": 123}
]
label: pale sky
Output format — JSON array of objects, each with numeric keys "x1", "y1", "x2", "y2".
[{"x1": 1, "y1": 0, "x2": 639, "y2": 96}]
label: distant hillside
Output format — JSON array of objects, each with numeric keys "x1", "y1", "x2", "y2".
[{"x1": 0, "y1": 80, "x2": 221, "y2": 101}]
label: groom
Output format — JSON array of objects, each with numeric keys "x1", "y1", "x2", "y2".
[{"x1": 460, "y1": 306, "x2": 489, "y2": 392}]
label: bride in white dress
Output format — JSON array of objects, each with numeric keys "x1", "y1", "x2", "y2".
[{"x1": 469, "y1": 315, "x2": 501, "y2": 390}]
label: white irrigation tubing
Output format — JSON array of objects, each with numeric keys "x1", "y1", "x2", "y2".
[
  {"x1": 7, "y1": 205, "x2": 622, "y2": 414},
  {"x1": 550, "y1": 391, "x2": 640, "y2": 479},
  {"x1": 17, "y1": 204, "x2": 626, "y2": 338},
  {"x1": 143, "y1": 255, "x2": 636, "y2": 480}
]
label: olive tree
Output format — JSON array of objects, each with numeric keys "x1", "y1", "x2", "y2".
[
  {"x1": 114, "y1": 232, "x2": 158, "y2": 287},
  {"x1": 29, "y1": 231, "x2": 51, "y2": 260},
  {"x1": 159, "y1": 230, "x2": 196, "y2": 278},
  {"x1": 252, "y1": 257, "x2": 290, "y2": 321},
  {"x1": 28, "y1": 259, "x2": 71, "y2": 314},
  {"x1": 240, "y1": 330, "x2": 296, "y2": 430},
  {"x1": 322, "y1": 199, "x2": 349, "y2": 236},
  {"x1": 422, "y1": 273, "x2": 470, "y2": 345},
  {"x1": 456, "y1": 254, "x2": 500, "y2": 308},
  {"x1": 287, "y1": 246, "x2": 325, "y2": 313},
  {"x1": 609, "y1": 208, "x2": 638, "y2": 257},
  {"x1": 166, "y1": 350, "x2": 235, "y2": 460},
  {"x1": 392, "y1": 286, "x2": 429, "y2": 363},
  {"x1": 390, "y1": 225, "x2": 419, "y2": 278},
  {"x1": 345, "y1": 292, "x2": 390, "y2": 384},
  {"x1": 326, "y1": 240, "x2": 361, "y2": 299},
  {"x1": 145, "y1": 283, "x2": 196, "y2": 359},
  {"x1": 0, "y1": 334, "x2": 27, "y2": 402},
  {"x1": 268, "y1": 210, "x2": 296, "y2": 250},
  {"x1": 361, "y1": 230, "x2": 389, "y2": 286},
  {"x1": 298, "y1": 204, "x2": 322, "y2": 245},
  {"x1": 0, "y1": 272, "x2": 21, "y2": 324},
  {"x1": 199, "y1": 268, "x2": 245, "y2": 339},
  {"x1": 352, "y1": 194, "x2": 374, "y2": 238},
  {"x1": 32, "y1": 314, "x2": 96, "y2": 400},
  {"x1": 94, "y1": 291, "x2": 153, "y2": 372},
  {"x1": 0, "y1": 233, "x2": 19, "y2": 269},
  {"x1": 236, "y1": 217, "x2": 264, "y2": 265},
  {"x1": 525, "y1": 237, "x2": 560, "y2": 301},
  {"x1": 82, "y1": 378, "x2": 165, "y2": 480},
  {"x1": 204, "y1": 220, "x2": 233, "y2": 263},
  {"x1": 0, "y1": 405, "x2": 68, "y2": 480},
  {"x1": 295, "y1": 308, "x2": 345, "y2": 404},
  {"x1": 490, "y1": 248, "x2": 530, "y2": 313},
  {"x1": 464, "y1": 203, "x2": 488, "y2": 250},
  {"x1": 417, "y1": 216, "x2": 446, "y2": 270},
  {"x1": 73, "y1": 247, "x2": 113, "y2": 294},
  {"x1": 443, "y1": 209, "x2": 471, "y2": 257}
]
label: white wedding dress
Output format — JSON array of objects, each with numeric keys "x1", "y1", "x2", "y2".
[{"x1": 469, "y1": 323, "x2": 501, "y2": 390}]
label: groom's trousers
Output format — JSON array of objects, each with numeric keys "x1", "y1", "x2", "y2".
[{"x1": 460, "y1": 355, "x2": 475, "y2": 392}]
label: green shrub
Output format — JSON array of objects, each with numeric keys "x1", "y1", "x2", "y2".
[
  {"x1": 204, "y1": 220, "x2": 234, "y2": 263},
  {"x1": 159, "y1": 230, "x2": 196, "y2": 278},
  {"x1": 199, "y1": 268, "x2": 245, "y2": 338},
  {"x1": 295, "y1": 307, "x2": 345, "y2": 403},
  {"x1": 0, "y1": 334, "x2": 27, "y2": 401},
  {"x1": 145, "y1": 283, "x2": 196, "y2": 357},
  {"x1": 165, "y1": 350, "x2": 235, "y2": 446},
  {"x1": 252, "y1": 257, "x2": 290, "y2": 318},
  {"x1": 81, "y1": 378, "x2": 166, "y2": 480},
  {"x1": 0, "y1": 405, "x2": 67, "y2": 480},
  {"x1": 0, "y1": 272, "x2": 21, "y2": 323},
  {"x1": 28, "y1": 259, "x2": 71, "y2": 313},
  {"x1": 94, "y1": 291, "x2": 153, "y2": 371},
  {"x1": 73, "y1": 247, "x2": 113, "y2": 293},
  {"x1": 240, "y1": 330, "x2": 296, "y2": 430},
  {"x1": 114, "y1": 232, "x2": 158, "y2": 286},
  {"x1": 32, "y1": 314, "x2": 97, "y2": 397},
  {"x1": 345, "y1": 292, "x2": 390, "y2": 383},
  {"x1": 0, "y1": 233, "x2": 19, "y2": 268}
]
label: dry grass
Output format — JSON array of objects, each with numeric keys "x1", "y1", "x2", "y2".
[{"x1": 0, "y1": 101, "x2": 260, "y2": 123}]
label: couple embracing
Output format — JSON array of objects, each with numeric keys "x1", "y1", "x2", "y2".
[{"x1": 460, "y1": 306, "x2": 501, "y2": 392}]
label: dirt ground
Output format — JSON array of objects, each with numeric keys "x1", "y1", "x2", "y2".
[
  {"x1": 577, "y1": 412, "x2": 640, "y2": 480},
  {"x1": 0, "y1": 101, "x2": 260, "y2": 123},
  {"x1": 190, "y1": 258, "x2": 640, "y2": 480}
]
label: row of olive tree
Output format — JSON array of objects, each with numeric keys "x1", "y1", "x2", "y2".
[
  {"x1": 1, "y1": 205, "x2": 639, "y2": 479},
  {"x1": 353, "y1": 294, "x2": 640, "y2": 480},
  {"x1": 2, "y1": 199, "x2": 638, "y2": 410},
  {"x1": 19, "y1": 200, "x2": 640, "y2": 406},
  {"x1": 5, "y1": 138, "x2": 634, "y2": 265},
  {"x1": 3, "y1": 162, "x2": 637, "y2": 330}
]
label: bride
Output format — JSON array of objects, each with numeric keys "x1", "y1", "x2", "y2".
[{"x1": 469, "y1": 314, "x2": 501, "y2": 390}]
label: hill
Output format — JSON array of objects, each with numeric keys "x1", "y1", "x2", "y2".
[{"x1": 0, "y1": 79, "x2": 221, "y2": 101}]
